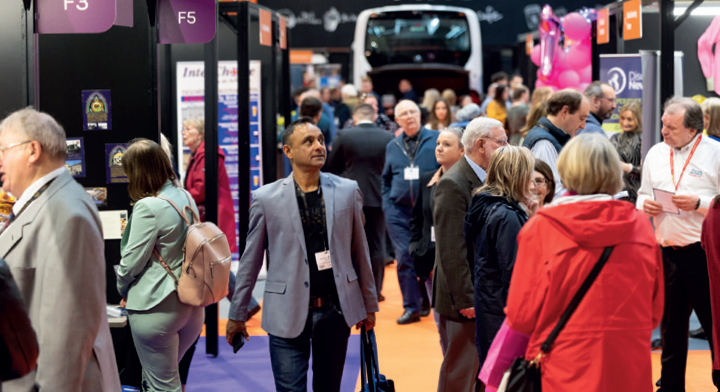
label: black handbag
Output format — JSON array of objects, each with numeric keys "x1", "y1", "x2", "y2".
[
  {"x1": 504, "y1": 246, "x2": 615, "y2": 392},
  {"x1": 360, "y1": 326, "x2": 395, "y2": 392}
]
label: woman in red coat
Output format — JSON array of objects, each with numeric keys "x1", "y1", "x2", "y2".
[
  {"x1": 181, "y1": 119, "x2": 238, "y2": 254},
  {"x1": 505, "y1": 134, "x2": 664, "y2": 392}
]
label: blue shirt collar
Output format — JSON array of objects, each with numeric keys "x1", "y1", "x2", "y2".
[{"x1": 464, "y1": 155, "x2": 487, "y2": 182}]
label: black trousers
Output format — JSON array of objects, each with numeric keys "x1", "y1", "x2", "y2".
[
  {"x1": 363, "y1": 206, "x2": 386, "y2": 295},
  {"x1": 659, "y1": 244, "x2": 719, "y2": 391}
]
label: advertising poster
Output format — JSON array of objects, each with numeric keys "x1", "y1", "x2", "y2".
[
  {"x1": 599, "y1": 54, "x2": 643, "y2": 133},
  {"x1": 65, "y1": 137, "x2": 86, "y2": 177},
  {"x1": 99, "y1": 210, "x2": 128, "y2": 240},
  {"x1": 82, "y1": 90, "x2": 112, "y2": 130},
  {"x1": 85, "y1": 187, "x2": 108, "y2": 208},
  {"x1": 105, "y1": 143, "x2": 129, "y2": 184}
]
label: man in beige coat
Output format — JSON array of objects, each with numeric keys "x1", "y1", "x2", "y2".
[{"x1": 0, "y1": 108, "x2": 121, "y2": 392}]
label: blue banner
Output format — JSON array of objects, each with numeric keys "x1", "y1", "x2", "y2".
[{"x1": 599, "y1": 54, "x2": 643, "y2": 133}]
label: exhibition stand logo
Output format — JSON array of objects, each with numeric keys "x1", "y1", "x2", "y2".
[{"x1": 607, "y1": 66, "x2": 642, "y2": 94}]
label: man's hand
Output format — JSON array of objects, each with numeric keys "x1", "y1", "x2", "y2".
[
  {"x1": 356, "y1": 312, "x2": 376, "y2": 331},
  {"x1": 459, "y1": 307, "x2": 475, "y2": 319},
  {"x1": 622, "y1": 162, "x2": 633, "y2": 173},
  {"x1": 226, "y1": 319, "x2": 249, "y2": 345},
  {"x1": 672, "y1": 195, "x2": 700, "y2": 212},
  {"x1": 643, "y1": 199, "x2": 664, "y2": 217},
  {"x1": 119, "y1": 297, "x2": 127, "y2": 309}
]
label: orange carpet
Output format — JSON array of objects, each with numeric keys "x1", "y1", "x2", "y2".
[{"x1": 212, "y1": 264, "x2": 717, "y2": 392}]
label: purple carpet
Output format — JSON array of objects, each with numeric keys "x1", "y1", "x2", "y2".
[{"x1": 187, "y1": 335, "x2": 361, "y2": 391}]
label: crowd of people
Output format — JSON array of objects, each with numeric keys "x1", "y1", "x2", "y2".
[{"x1": 4, "y1": 69, "x2": 720, "y2": 392}]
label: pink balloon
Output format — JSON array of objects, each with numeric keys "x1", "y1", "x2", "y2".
[
  {"x1": 579, "y1": 82, "x2": 590, "y2": 92},
  {"x1": 563, "y1": 12, "x2": 591, "y2": 42},
  {"x1": 558, "y1": 70, "x2": 580, "y2": 89},
  {"x1": 579, "y1": 64, "x2": 592, "y2": 83},
  {"x1": 531, "y1": 44, "x2": 541, "y2": 67},
  {"x1": 554, "y1": 48, "x2": 571, "y2": 71},
  {"x1": 567, "y1": 39, "x2": 592, "y2": 70}
]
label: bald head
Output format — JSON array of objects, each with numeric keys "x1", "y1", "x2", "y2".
[{"x1": 394, "y1": 100, "x2": 421, "y2": 136}]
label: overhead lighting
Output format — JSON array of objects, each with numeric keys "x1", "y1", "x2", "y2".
[{"x1": 674, "y1": 6, "x2": 720, "y2": 16}]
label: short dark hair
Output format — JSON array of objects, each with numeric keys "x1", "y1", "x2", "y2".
[
  {"x1": 547, "y1": 89, "x2": 585, "y2": 116},
  {"x1": 299, "y1": 97, "x2": 323, "y2": 119},
  {"x1": 490, "y1": 71, "x2": 509, "y2": 83},
  {"x1": 293, "y1": 87, "x2": 309, "y2": 99},
  {"x1": 282, "y1": 117, "x2": 315, "y2": 146},
  {"x1": 534, "y1": 159, "x2": 556, "y2": 205},
  {"x1": 353, "y1": 103, "x2": 375, "y2": 120},
  {"x1": 512, "y1": 86, "x2": 529, "y2": 102},
  {"x1": 664, "y1": 96, "x2": 704, "y2": 133},
  {"x1": 122, "y1": 138, "x2": 178, "y2": 203}
]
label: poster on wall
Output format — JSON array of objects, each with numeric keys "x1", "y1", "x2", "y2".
[
  {"x1": 599, "y1": 54, "x2": 643, "y2": 133},
  {"x1": 82, "y1": 90, "x2": 113, "y2": 130},
  {"x1": 65, "y1": 137, "x2": 86, "y2": 178},
  {"x1": 176, "y1": 61, "x2": 263, "y2": 259},
  {"x1": 105, "y1": 143, "x2": 129, "y2": 183}
]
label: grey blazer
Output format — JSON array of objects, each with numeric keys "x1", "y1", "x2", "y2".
[
  {"x1": 0, "y1": 170, "x2": 121, "y2": 392},
  {"x1": 228, "y1": 172, "x2": 379, "y2": 339}
]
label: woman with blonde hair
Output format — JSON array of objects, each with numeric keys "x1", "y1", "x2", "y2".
[
  {"x1": 464, "y1": 145, "x2": 538, "y2": 367},
  {"x1": 702, "y1": 97, "x2": 720, "y2": 142},
  {"x1": 610, "y1": 101, "x2": 643, "y2": 203},
  {"x1": 420, "y1": 88, "x2": 441, "y2": 112},
  {"x1": 442, "y1": 88, "x2": 460, "y2": 118},
  {"x1": 530, "y1": 86, "x2": 553, "y2": 107},
  {"x1": 519, "y1": 101, "x2": 548, "y2": 143},
  {"x1": 499, "y1": 134, "x2": 663, "y2": 392}
]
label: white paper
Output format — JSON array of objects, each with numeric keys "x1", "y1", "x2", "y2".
[
  {"x1": 653, "y1": 188, "x2": 680, "y2": 215},
  {"x1": 404, "y1": 166, "x2": 420, "y2": 180},
  {"x1": 431, "y1": 226, "x2": 436, "y2": 242},
  {"x1": 315, "y1": 250, "x2": 333, "y2": 271},
  {"x1": 99, "y1": 210, "x2": 128, "y2": 240}
]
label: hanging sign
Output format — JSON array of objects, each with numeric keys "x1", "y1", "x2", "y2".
[
  {"x1": 115, "y1": 0, "x2": 133, "y2": 27},
  {"x1": 525, "y1": 34, "x2": 533, "y2": 55},
  {"x1": 36, "y1": 0, "x2": 117, "y2": 34},
  {"x1": 259, "y1": 9, "x2": 272, "y2": 47},
  {"x1": 597, "y1": 8, "x2": 609, "y2": 45},
  {"x1": 623, "y1": 0, "x2": 642, "y2": 40},
  {"x1": 157, "y1": 0, "x2": 216, "y2": 44},
  {"x1": 279, "y1": 16, "x2": 287, "y2": 50}
]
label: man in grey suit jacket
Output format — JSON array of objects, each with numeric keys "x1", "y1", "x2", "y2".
[
  {"x1": 227, "y1": 117, "x2": 378, "y2": 392},
  {"x1": 0, "y1": 108, "x2": 121, "y2": 392},
  {"x1": 433, "y1": 117, "x2": 507, "y2": 392}
]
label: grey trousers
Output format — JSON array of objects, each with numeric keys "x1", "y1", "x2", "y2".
[
  {"x1": 127, "y1": 293, "x2": 204, "y2": 392},
  {"x1": 425, "y1": 278, "x2": 448, "y2": 355},
  {"x1": 437, "y1": 314, "x2": 482, "y2": 392}
]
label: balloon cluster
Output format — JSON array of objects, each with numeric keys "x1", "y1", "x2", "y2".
[{"x1": 530, "y1": 6, "x2": 596, "y2": 91}]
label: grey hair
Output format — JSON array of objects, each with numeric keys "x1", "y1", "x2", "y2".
[
  {"x1": 462, "y1": 117, "x2": 503, "y2": 152},
  {"x1": 664, "y1": 96, "x2": 705, "y2": 132},
  {"x1": 442, "y1": 127, "x2": 465, "y2": 148},
  {"x1": 584, "y1": 81, "x2": 610, "y2": 100},
  {"x1": 394, "y1": 99, "x2": 420, "y2": 116},
  {"x1": 0, "y1": 107, "x2": 66, "y2": 160}
]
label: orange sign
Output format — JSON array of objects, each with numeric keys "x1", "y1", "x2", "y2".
[
  {"x1": 259, "y1": 8, "x2": 272, "y2": 47},
  {"x1": 623, "y1": 0, "x2": 642, "y2": 40},
  {"x1": 525, "y1": 34, "x2": 533, "y2": 55},
  {"x1": 597, "y1": 8, "x2": 609, "y2": 44},
  {"x1": 279, "y1": 16, "x2": 287, "y2": 50},
  {"x1": 290, "y1": 50, "x2": 313, "y2": 64}
]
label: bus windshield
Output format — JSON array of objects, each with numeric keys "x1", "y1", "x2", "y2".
[{"x1": 364, "y1": 10, "x2": 471, "y2": 68}]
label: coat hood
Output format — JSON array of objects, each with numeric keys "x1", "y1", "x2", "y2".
[
  {"x1": 465, "y1": 192, "x2": 525, "y2": 241},
  {"x1": 538, "y1": 196, "x2": 651, "y2": 248}
]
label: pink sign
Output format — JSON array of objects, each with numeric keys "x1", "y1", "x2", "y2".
[
  {"x1": 157, "y1": 0, "x2": 216, "y2": 44},
  {"x1": 36, "y1": 0, "x2": 117, "y2": 34}
]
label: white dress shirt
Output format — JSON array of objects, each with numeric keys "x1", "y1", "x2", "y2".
[
  {"x1": 636, "y1": 134, "x2": 720, "y2": 246},
  {"x1": 531, "y1": 140, "x2": 566, "y2": 196},
  {"x1": 12, "y1": 166, "x2": 66, "y2": 215},
  {"x1": 464, "y1": 154, "x2": 487, "y2": 182}
]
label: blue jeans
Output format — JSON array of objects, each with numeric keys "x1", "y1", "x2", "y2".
[
  {"x1": 268, "y1": 302, "x2": 351, "y2": 392},
  {"x1": 385, "y1": 203, "x2": 421, "y2": 313}
]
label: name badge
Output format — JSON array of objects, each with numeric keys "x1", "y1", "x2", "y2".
[
  {"x1": 315, "y1": 250, "x2": 332, "y2": 271},
  {"x1": 404, "y1": 166, "x2": 420, "y2": 181},
  {"x1": 431, "y1": 226, "x2": 436, "y2": 242}
]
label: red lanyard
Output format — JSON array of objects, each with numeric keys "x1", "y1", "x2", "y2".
[{"x1": 670, "y1": 135, "x2": 702, "y2": 191}]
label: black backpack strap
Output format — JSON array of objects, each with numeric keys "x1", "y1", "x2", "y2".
[{"x1": 539, "y1": 246, "x2": 614, "y2": 354}]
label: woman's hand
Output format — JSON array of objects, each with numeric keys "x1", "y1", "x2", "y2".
[
  {"x1": 120, "y1": 297, "x2": 127, "y2": 309},
  {"x1": 622, "y1": 162, "x2": 633, "y2": 173},
  {"x1": 523, "y1": 198, "x2": 540, "y2": 217}
]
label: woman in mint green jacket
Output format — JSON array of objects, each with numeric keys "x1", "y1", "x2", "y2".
[{"x1": 116, "y1": 139, "x2": 203, "y2": 392}]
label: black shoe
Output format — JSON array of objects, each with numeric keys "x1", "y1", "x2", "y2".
[
  {"x1": 247, "y1": 304, "x2": 261, "y2": 320},
  {"x1": 396, "y1": 310, "x2": 421, "y2": 325},
  {"x1": 420, "y1": 302, "x2": 431, "y2": 317},
  {"x1": 690, "y1": 327, "x2": 707, "y2": 340},
  {"x1": 656, "y1": 378, "x2": 661, "y2": 387},
  {"x1": 651, "y1": 338, "x2": 662, "y2": 350},
  {"x1": 385, "y1": 259, "x2": 395, "y2": 266},
  {"x1": 377, "y1": 294, "x2": 386, "y2": 302}
]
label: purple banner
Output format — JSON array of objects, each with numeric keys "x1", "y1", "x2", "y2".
[
  {"x1": 37, "y1": 0, "x2": 117, "y2": 34},
  {"x1": 157, "y1": 0, "x2": 216, "y2": 44}
]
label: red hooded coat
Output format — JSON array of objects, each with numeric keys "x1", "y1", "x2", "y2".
[
  {"x1": 505, "y1": 197, "x2": 664, "y2": 392},
  {"x1": 184, "y1": 141, "x2": 238, "y2": 253},
  {"x1": 702, "y1": 201, "x2": 720, "y2": 370}
]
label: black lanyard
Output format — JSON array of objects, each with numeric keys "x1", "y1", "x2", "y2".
[
  {"x1": 397, "y1": 130, "x2": 423, "y2": 164},
  {"x1": 5, "y1": 178, "x2": 55, "y2": 229},
  {"x1": 294, "y1": 179, "x2": 329, "y2": 251}
]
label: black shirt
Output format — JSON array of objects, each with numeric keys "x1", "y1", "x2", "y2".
[
  {"x1": 296, "y1": 185, "x2": 338, "y2": 300},
  {"x1": 402, "y1": 129, "x2": 423, "y2": 160}
]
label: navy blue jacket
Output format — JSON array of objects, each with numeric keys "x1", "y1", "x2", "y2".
[
  {"x1": 382, "y1": 128, "x2": 440, "y2": 209},
  {"x1": 522, "y1": 117, "x2": 571, "y2": 153},
  {"x1": 576, "y1": 112, "x2": 605, "y2": 135}
]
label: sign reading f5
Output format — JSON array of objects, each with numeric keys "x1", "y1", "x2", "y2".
[{"x1": 158, "y1": 0, "x2": 216, "y2": 44}]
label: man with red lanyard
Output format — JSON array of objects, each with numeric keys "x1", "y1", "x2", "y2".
[{"x1": 638, "y1": 97, "x2": 720, "y2": 390}]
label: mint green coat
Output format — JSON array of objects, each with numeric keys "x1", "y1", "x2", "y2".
[{"x1": 117, "y1": 181, "x2": 199, "y2": 311}]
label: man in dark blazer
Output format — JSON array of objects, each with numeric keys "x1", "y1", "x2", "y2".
[
  {"x1": 328, "y1": 103, "x2": 394, "y2": 300},
  {"x1": 433, "y1": 117, "x2": 507, "y2": 392}
]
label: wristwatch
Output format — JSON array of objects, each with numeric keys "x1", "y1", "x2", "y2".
[{"x1": 695, "y1": 198, "x2": 701, "y2": 210}]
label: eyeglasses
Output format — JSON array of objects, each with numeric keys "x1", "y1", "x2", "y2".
[
  {"x1": 532, "y1": 178, "x2": 547, "y2": 187},
  {"x1": 0, "y1": 140, "x2": 31, "y2": 160},
  {"x1": 483, "y1": 137, "x2": 509, "y2": 146},
  {"x1": 601, "y1": 96, "x2": 617, "y2": 103}
]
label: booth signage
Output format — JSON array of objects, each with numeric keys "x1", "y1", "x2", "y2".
[
  {"x1": 597, "y1": 8, "x2": 609, "y2": 45},
  {"x1": 115, "y1": 0, "x2": 133, "y2": 27},
  {"x1": 525, "y1": 34, "x2": 533, "y2": 55},
  {"x1": 279, "y1": 16, "x2": 287, "y2": 50},
  {"x1": 36, "y1": 0, "x2": 117, "y2": 34},
  {"x1": 599, "y1": 54, "x2": 643, "y2": 133},
  {"x1": 623, "y1": 0, "x2": 642, "y2": 40},
  {"x1": 157, "y1": 0, "x2": 216, "y2": 44},
  {"x1": 259, "y1": 9, "x2": 272, "y2": 47}
]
